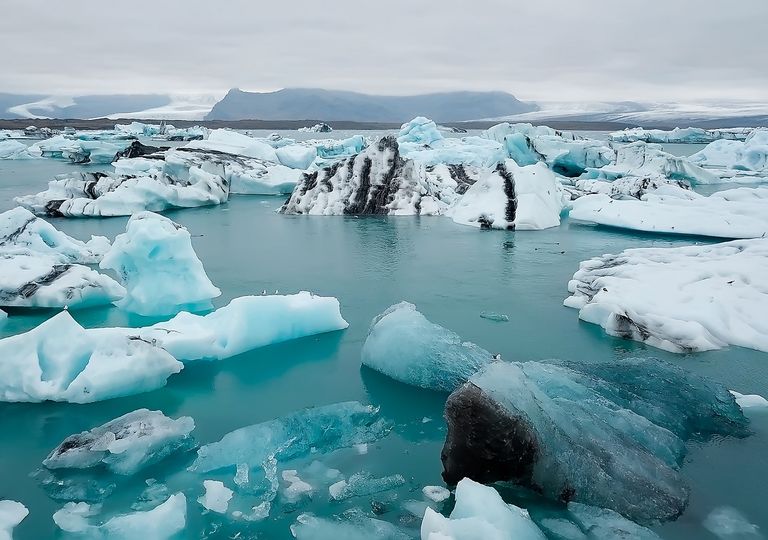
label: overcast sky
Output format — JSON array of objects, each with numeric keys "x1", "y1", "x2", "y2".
[{"x1": 3, "y1": 0, "x2": 767, "y2": 103}]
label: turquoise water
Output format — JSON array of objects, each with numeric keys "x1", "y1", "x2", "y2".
[{"x1": 0, "y1": 140, "x2": 766, "y2": 539}]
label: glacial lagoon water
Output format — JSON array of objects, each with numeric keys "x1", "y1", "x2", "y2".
[{"x1": 0, "y1": 134, "x2": 766, "y2": 539}]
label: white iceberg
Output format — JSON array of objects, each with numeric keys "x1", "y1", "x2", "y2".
[
  {"x1": 449, "y1": 161, "x2": 566, "y2": 230},
  {"x1": 53, "y1": 493, "x2": 186, "y2": 539},
  {"x1": 730, "y1": 391, "x2": 768, "y2": 410},
  {"x1": 128, "y1": 291, "x2": 348, "y2": 361},
  {"x1": 0, "y1": 311, "x2": 183, "y2": 403},
  {"x1": 0, "y1": 207, "x2": 110, "y2": 263},
  {"x1": 43, "y1": 409, "x2": 196, "y2": 475},
  {"x1": 421, "y1": 478, "x2": 546, "y2": 540},
  {"x1": 423, "y1": 486, "x2": 451, "y2": 503},
  {"x1": 298, "y1": 123, "x2": 333, "y2": 133},
  {"x1": 183, "y1": 128, "x2": 279, "y2": 162},
  {"x1": 15, "y1": 166, "x2": 229, "y2": 218},
  {"x1": 0, "y1": 249, "x2": 125, "y2": 309},
  {"x1": 0, "y1": 500, "x2": 28, "y2": 540},
  {"x1": 198, "y1": 480, "x2": 233, "y2": 513},
  {"x1": 609, "y1": 127, "x2": 753, "y2": 144},
  {"x1": 569, "y1": 186, "x2": 768, "y2": 238},
  {"x1": 0, "y1": 140, "x2": 36, "y2": 160},
  {"x1": 574, "y1": 176, "x2": 691, "y2": 200},
  {"x1": 689, "y1": 128, "x2": 768, "y2": 182},
  {"x1": 564, "y1": 239, "x2": 768, "y2": 353},
  {"x1": 362, "y1": 302, "x2": 493, "y2": 392},
  {"x1": 275, "y1": 144, "x2": 318, "y2": 170},
  {"x1": 100, "y1": 212, "x2": 221, "y2": 317}
]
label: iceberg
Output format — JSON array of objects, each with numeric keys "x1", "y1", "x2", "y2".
[
  {"x1": 198, "y1": 480, "x2": 233, "y2": 513},
  {"x1": 0, "y1": 500, "x2": 28, "y2": 540},
  {"x1": 574, "y1": 176, "x2": 690, "y2": 200},
  {"x1": 15, "y1": 166, "x2": 229, "y2": 218},
  {"x1": 312, "y1": 135, "x2": 368, "y2": 167},
  {"x1": 53, "y1": 493, "x2": 186, "y2": 539},
  {"x1": 397, "y1": 117, "x2": 506, "y2": 167},
  {"x1": 0, "y1": 311, "x2": 183, "y2": 403},
  {"x1": 183, "y1": 128, "x2": 279, "y2": 162},
  {"x1": 128, "y1": 291, "x2": 348, "y2": 361},
  {"x1": 29, "y1": 136, "x2": 133, "y2": 165},
  {"x1": 565, "y1": 239, "x2": 768, "y2": 353},
  {"x1": 569, "y1": 186, "x2": 768, "y2": 238},
  {"x1": 441, "y1": 359, "x2": 747, "y2": 522},
  {"x1": 421, "y1": 478, "x2": 546, "y2": 540},
  {"x1": 0, "y1": 207, "x2": 110, "y2": 263},
  {"x1": 100, "y1": 212, "x2": 221, "y2": 316},
  {"x1": 688, "y1": 128, "x2": 768, "y2": 182},
  {"x1": 43, "y1": 409, "x2": 196, "y2": 475},
  {"x1": 482, "y1": 123, "x2": 615, "y2": 175},
  {"x1": 0, "y1": 249, "x2": 124, "y2": 309},
  {"x1": 730, "y1": 391, "x2": 768, "y2": 410},
  {"x1": 581, "y1": 141, "x2": 718, "y2": 185},
  {"x1": 275, "y1": 144, "x2": 318, "y2": 170},
  {"x1": 292, "y1": 511, "x2": 411, "y2": 540},
  {"x1": 361, "y1": 302, "x2": 493, "y2": 392},
  {"x1": 190, "y1": 401, "x2": 391, "y2": 473},
  {"x1": 298, "y1": 123, "x2": 333, "y2": 133},
  {"x1": 0, "y1": 140, "x2": 36, "y2": 160},
  {"x1": 449, "y1": 161, "x2": 566, "y2": 230},
  {"x1": 609, "y1": 127, "x2": 754, "y2": 144}
]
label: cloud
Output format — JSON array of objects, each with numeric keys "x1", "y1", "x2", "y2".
[{"x1": 2, "y1": 0, "x2": 766, "y2": 102}]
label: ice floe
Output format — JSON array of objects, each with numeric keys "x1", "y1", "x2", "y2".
[
  {"x1": 53, "y1": 493, "x2": 186, "y2": 539},
  {"x1": 361, "y1": 301, "x2": 493, "y2": 392},
  {"x1": 298, "y1": 123, "x2": 333, "y2": 133},
  {"x1": 569, "y1": 186, "x2": 768, "y2": 238},
  {"x1": 0, "y1": 140, "x2": 36, "y2": 160},
  {"x1": 441, "y1": 359, "x2": 747, "y2": 522},
  {"x1": 565, "y1": 239, "x2": 768, "y2": 352},
  {"x1": 421, "y1": 478, "x2": 546, "y2": 540},
  {"x1": 43, "y1": 409, "x2": 196, "y2": 475},
  {"x1": 0, "y1": 500, "x2": 28, "y2": 540},
  {"x1": 198, "y1": 480, "x2": 233, "y2": 513},
  {"x1": 0, "y1": 311, "x2": 182, "y2": 403},
  {"x1": 100, "y1": 212, "x2": 220, "y2": 316}
]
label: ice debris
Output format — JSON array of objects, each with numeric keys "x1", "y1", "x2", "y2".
[
  {"x1": 198, "y1": 480, "x2": 233, "y2": 514},
  {"x1": 422, "y1": 485, "x2": 451, "y2": 503},
  {"x1": 0, "y1": 140, "x2": 36, "y2": 160},
  {"x1": 730, "y1": 391, "x2": 768, "y2": 411},
  {"x1": 328, "y1": 472, "x2": 406, "y2": 501},
  {"x1": 565, "y1": 238, "x2": 768, "y2": 352},
  {"x1": 689, "y1": 128, "x2": 768, "y2": 181},
  {"x1": 361, "y1": 302, "x2": 493, "y2": 392},
  {"x1": 43, "y1": 409, "x2": 195, "y2": 475},
  {"x1": 421, "y1": 478, "x2": 546, "y2": 540},
  {"x1": 292, "y1": 511, "x2": 411, "y2": 540},
  {"x1": 703, "y1": 506, "x2": 761, "y2": 539},
  {"x1": 610, "y1": 126, "x2": 753, "y2": 144},
  {"x1": 100, "y1": 211, "x2": 221, "y2": 316},
  {"x1": 0, "y1": 500, "x2": 28, "y2": 540}
]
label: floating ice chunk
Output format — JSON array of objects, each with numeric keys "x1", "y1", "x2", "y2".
[
  {"x1": 292, "y1": 511, "x2": 411, "y2": 540},
  {"x1": 398, "y1": 117, "x2": 444, "y2": 146},
  {"x1": 276, "y1": 144, "x2": 318, "y2": 170},
  {"x1": 100, "y1": 212, "x2": 220, "y2": 316},
  {"x1": 0, "y1": 500, "x2": 28, "y2": 540},
  {"x1": 574, "y1": 176, "x2": 691, "y2": 200},
  {"x1": 479, "y1": 312, "x2": 509, "y2": 322},
  {"x1": 609, "y1": 127, "x2": 753, "y2": 144},
  {"x1": 0, "y1": 249, "x2": 125, "y2": 309},
  {"x1": 703, "y1": 506, "x2": 761, "y2": 539},
  {"x1": 730, "y1": 391, "x2": 768, "y2": 410},
  {"x1": 131, "y1": 480, "x2": 171, "y2": 511},
  {"x1": 0, "y1": 140, "x2": 36, "y2": 160},
  {"x1": 690, "y1": 128, "x2": 768, "y2": 174},
  {"x1": 328, "y1": 472, "x2": 405, "y2": 501},
  {"x1": 198, "y1": 480, "x2": 233, "y2": 513},
  {"x1": 422, "y1": 486, "x2": 450, "y2": 503},
  {"x1": 184, "y1": 129, "x2": 279, "y2": 162},
  {"x1": 442, "y1": 359, "x2": 747, "y2": 522},
  {"x1": 0, "y1": 311, "x2": 182, "y2": 403},
  {"x1": 397, "y1": 118, "x2": 505, "y2": 168},
  {"x1": 190, "y1": 401, "x2": 391, "y2": 473},
  {"x1": 54, "y1": 493, "x2": 187, "y2": 539},
  {"x1": 361, "y1": 302, "x2": 493, "y2": 392},
  {"x1": 0, "y1": 207, "x2": 110, "y2": 263},
  {"x1": 311, "y1": 135, "x2": 367, "y2": 167},
  {"x1": 16, "y1": 166, "x2": 229, "y2": 218},
  {"x1": 483, "y1": 123, "x2": 614, "y2": 175},
  {"x1": 566, "y1": 503, "x2": 661, "y2": 540},
  {"x1": 582, "y1": 141, "x2": 718, "y2": 185},
  {"x1": 449, "y1": 161, "x2": 566, "y2": 230},
  {"x1": 569, "y1": 187, "x2": 768, "y2": 238},
  {"x1": 132, "y1": 291, "x2": 348, "y2": 361},
  {"x1": 282, "y1": 470, "x2": 314, "y2": 502},
  {"x1": 421, "y1": 478, "x2": 546, "y2": 540},
  {"x1": 564, "y1": 239, "x2": 768, "y2": 353},
  {"x1": 298, "y1": 123, "x2": 333, "y2": 133},
  {"x1": 44, "y1": 409, "x2": 195, "y2": 475}
]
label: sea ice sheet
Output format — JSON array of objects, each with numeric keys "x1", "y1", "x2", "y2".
[{"x1": 565, "y1": 239, "x2": 768, "y2": 353}]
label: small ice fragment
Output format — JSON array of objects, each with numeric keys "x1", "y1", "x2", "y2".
[
  {"x1": 198, "y1": 480, "x2": 233, "y2": 514},
  {"x1": 730, "y1": 391, "x2": 768, "y2": 410},
  {"x1": 480, "y1": 311, "x2": 510, "y2": 322},
  {"x1": 703, "y1": 506, "x2": 761, "y2": 539},
  {"x1": 328, "y1": 472, "x2": 405, "y2": 501},
  {"x1": 422, "y1": 485, "x2": 451, "y2": 503},
  {"x1": 0, "y1": 500, "x2": 29, "y2": 540},
  {"x1": 282, "y1": 470, "x2": 313, "y2": 502},
  {"x1": 354, "y1": 443, "x2": 369, "y2": 455}
]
